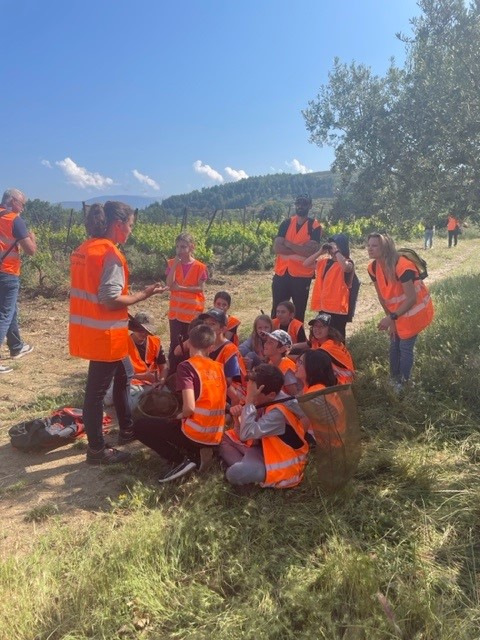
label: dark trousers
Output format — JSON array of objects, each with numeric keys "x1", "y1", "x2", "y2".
[
  {"x1": 448, "y1": 230, "x2": 458, "y2": 247},
  {"x1": 83, "y1": 357, "x2": 133, "y2": 450},
  {"x1": 168, "y1": 319, "x2": 190, "y2": 371},
  {"x1": 134, "y1": 417, "x2": 208, "y2": 466},
  {"x1": 271, "y1": 273, "x2": 312, "y2": 322}
]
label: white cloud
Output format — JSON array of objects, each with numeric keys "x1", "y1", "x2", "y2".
[
  {"x1": 55, "y1": 157, "x2": 114, "y2": 189},
  {"x1": 225, "y1": 166, "x2": 249, "y2": 181},
  {"x1": 41, "y1": 159, "x2": 52, "y2": 169},
  {"x1": 286, "y1": 158, "x2": 313, "y2": 175},
  {"x1": 132, "y1": 169, "x2": 160, "y2": 191},
  {"x1": 193, "y1": 160, "x2": 224, "y2": 183}
]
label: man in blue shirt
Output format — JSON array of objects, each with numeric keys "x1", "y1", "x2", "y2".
[{"x1": 0, "y1": 188, "x2": 37, "y2": 373}]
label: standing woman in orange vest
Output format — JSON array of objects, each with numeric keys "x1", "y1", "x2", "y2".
[
  {"x1": 303, "y1": 233, "x2": 355, "y2": 340},
  {"x1": 367, "y1": 232, "x2": 434, "y2": 391},
  {"x1": 69, "y1": 202, "x2": 168, "y2": 465},
  {"x1": 271, "y1": 195, "x2": 322, "y2": 322},
  {"x1": 166, "y1": 232, "x2": 208, "y2": 371}
]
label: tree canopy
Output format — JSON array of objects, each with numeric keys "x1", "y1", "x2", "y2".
[{"x1": 303, "y1": 0, "x2": 480, "y2": 227}]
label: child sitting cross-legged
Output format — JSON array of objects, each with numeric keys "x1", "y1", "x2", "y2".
[
  {"x1": 134, "y1": 324, "x2": 227, "y2": 483},
  {"x1": 219, "y1": 364, "x2": 309, "y2": 488}
]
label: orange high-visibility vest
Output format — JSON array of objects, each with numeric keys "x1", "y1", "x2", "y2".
[
  {"x1": 447, "y1": 216, "x2": 459, "y2": 231},
  {"x1": 261, "y1": 402, "x2": 309, "y2": 489},
  {"x1": 226, "y1": 315, "x2": 241, "y2": 346},
  {"x1": 213, "y1": 341, "x2": 247, "y2": 378},
  {"x1": 310, "y1": 258, "x2": 350, "y2": 314},
  {"x1": 272, "y1": 317, "x2": 304, "y2": 343},
  {"x1": 128, "y1": 335, "x2": 161, "y2": 384},
  {"x1": 274, "y1": 216, "x2": 321, "y2": 278},
  {"x1": 368, "y1": 256, "x2": 434, "y2": 339},
  {"x1": 181, "y1": 355, "x2": 227, "y2": 445},
  {"x1": 167, "y1": 259, "x2": 206, "y2": 322},
  {"x1": 69, "y1": 238, "x2": 129, "y2": 362},
  {"x1": 312, "y1": 338, "x2": 355, "y2": 385},
  {"x1": 0, "y1": 210, "x2": 21, "y2": 275}
]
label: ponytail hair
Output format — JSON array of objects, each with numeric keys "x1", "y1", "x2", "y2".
[{"x1": 85, "y1": 201, "x2": 135, "y2": 238}]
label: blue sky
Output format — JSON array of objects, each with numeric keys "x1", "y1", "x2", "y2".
[{"x1": 2, "y1": 0, "x2": 420, "y2": 203}]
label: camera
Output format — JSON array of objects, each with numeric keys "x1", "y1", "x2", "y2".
[{"x1": 320, "y1": 242, "x2": 334, "y2": 255}]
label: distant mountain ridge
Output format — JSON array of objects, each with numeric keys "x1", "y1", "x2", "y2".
[
  {"x1": 58, "y1": 195, "x2": 160, "y2": 211},
  {"x1": 57, "y1": 171, "x2": 335, "y2": 213}
]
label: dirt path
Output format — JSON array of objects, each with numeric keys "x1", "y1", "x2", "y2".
[{"x1": 0, "y1": 238, "x2": 477, "y2": 553}]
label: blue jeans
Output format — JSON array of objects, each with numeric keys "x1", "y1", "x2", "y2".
[
  {"x1": 83, "y1": 357, "x2": 133, "y2": 450},
  {"x1": 0, "y1": 272, "x2": 23, "y2": 356},
  {"x1": 389, "y1": 334, "x2": 418, "y2": 382},
  {"x1": 424, "y1": 229, "x2": 433, "y2": 249}
]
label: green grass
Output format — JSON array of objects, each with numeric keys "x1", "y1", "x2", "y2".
[{"x1": 2, "y1": 244, "x2": 480, "y2": 639}]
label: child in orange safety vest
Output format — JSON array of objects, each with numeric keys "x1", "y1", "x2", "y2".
[
  {"x1": 219, "y1": 363, "x2": 308, "y2": 489},
  {"x1": 134, "y1": 324, "x2": 227, "y2": 483}
]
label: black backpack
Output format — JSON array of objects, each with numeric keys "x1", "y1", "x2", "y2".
[
  {"x1": 8, "y1": 408, "x2": 84, "y2": 452},
  {"x1": 371, "y1": 249, "x2": 428, "y2": 281}
]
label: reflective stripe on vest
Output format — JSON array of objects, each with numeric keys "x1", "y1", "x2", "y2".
[
  {"x1": 167, "y1": 259, "x2": 206, "y2": 322},
  {"x1": 260, "y1": 403, "x2": 308, "y2": 489},
  {"x1": 69, "y1": 238, "x2": 129, "y2": 362},
  {"x1": 0, "y1": 211, "x2": 21, "y2": 275},
  {"x1": 128, "y1": 334, "x2": 161, "y2": 383},
  {"x1": 274, "y1": 216, "x2": 320, "y2": 278},
  {"x1": 369, "y1": 256, "x2": 434, "y2": 339},
  {"x1": 181, "y1": 355, "x2": 227, "y2": 445}
]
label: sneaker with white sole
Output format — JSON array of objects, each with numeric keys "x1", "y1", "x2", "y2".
[
  {"x1": 0, "y1": 364, "x2": 13, "y2": 374},
  {"x1": 11, "y1": 344, "x2": 34, "y2": 360},
  {"x1": 158, "y1": 458, "x2": 197, "y2": 483}
]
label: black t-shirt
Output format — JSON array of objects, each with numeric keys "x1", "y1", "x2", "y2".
[{"x1": 134, "y1": 340, "x2": 166, "y2": 366}]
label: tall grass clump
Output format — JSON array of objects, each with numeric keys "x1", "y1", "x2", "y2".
[{"x1": 2, "y1": 274, "x2": 480, "y2": 639}]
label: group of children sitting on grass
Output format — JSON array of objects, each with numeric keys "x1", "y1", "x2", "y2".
[{"x1": 116, "y1": 231, "x2": 355, "y2": 487}]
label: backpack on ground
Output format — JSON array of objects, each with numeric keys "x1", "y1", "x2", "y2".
[{"x1": 8, "y1": 408, "x2": 111, "y2": 452}]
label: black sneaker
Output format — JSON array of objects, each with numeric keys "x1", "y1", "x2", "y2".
[
  {"x1": 86, "y1": 445, "x2": 132, "y2": 465},
  {"x1": 158, "y1": 459, "x2": 197, "y2": 483},
  {"x1": 117, "y1": 430, "x2": 136, "y2": 445}
]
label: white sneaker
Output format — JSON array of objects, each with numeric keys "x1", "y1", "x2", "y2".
[
  {"x1": 158, "y1": 459, "x2": 197, "y2": 483},
  {"x1": 11, "y1": 344, "x2": 34, "y2": 360},
  {"x1": 0, "y1": 365, "x2": 13, "y2": 374}
]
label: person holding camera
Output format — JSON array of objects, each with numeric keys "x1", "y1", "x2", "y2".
[{"x1": 303, "y1": 233, "x2": 355, "y2": 340}]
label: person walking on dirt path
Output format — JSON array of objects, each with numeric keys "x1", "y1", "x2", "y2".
[
  {"x1": 447, "y1": 214, "x2": 461, "y2": 248},
  {"x1": 271, "y1": 195, "x2": 322, "y2": 322},
  {"x1": 0, "y1": 188, "x2": 37, "y2": 374},
  {"x1": 69, "y1": 201, "x2": 168, "y2": 465}
]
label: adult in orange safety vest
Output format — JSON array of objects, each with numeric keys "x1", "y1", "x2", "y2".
[
  {"x1": 447, "y1": 214, "x2": 461, "y2": 248},
  {"x1": 272, "y1": 195, "x2": 322, "y2": 322},
  {"x1": 134, "y1": 324, "x2": 227, "y2": 483},
  {"x1": 69, "y1": 201, "x2": 168, "y2": 465},
  {"x1": 0, "y1": 188, "x2": 36, "y2": 374},
  {"x1": 166, "y1": 232, "x2": 208, "y2": 371},
  {"x1": 303, "y1": 233, "x2": 356, "y2": 340},
  {"x1": 367, "y1": 232, "x2": 434, "y2": 391},
  {"x1": 219, "y1": 364, "x2": 308, "y2": 488}
]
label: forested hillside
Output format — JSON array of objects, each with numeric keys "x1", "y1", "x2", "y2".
[{"x1": 160, "y1": 170, "x2": 335, "y2": 214}]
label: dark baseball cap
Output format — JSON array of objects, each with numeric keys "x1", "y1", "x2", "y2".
[
  {"x1": 295, "y1": 194, "x2": 312, "y2": 207},
  {"x1": 198, "y1": 308, "x2": 227, "y2": 326},
  {"x1": 308, "y1": 313, "x2": 331, "y2": 327}
]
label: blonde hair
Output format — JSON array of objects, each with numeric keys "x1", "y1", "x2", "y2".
[{"x1": 368, "y1": 232, "x2": 399, "y2": 281}]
